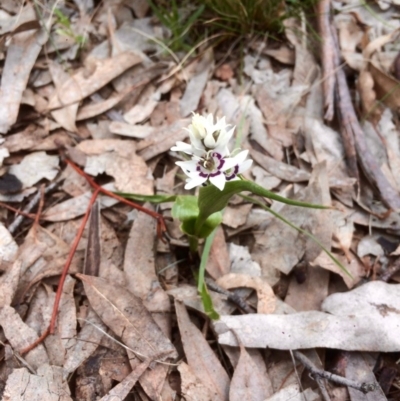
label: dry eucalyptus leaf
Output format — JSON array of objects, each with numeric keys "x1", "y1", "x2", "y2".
[
  {"x1": 178, "y1": 362, "x2": 217, "y2": 401},
  {"x1": 138, "y1": 118, "x2": 190, "y2": 161},
  {"x1": 345, "y1": 353, "x2": 387, "y2": 401},
  {"x1": 229, "y1": 341, "x2": 273, "y2": 401},
  {"x1": 77, "y1": 139, "x2": 153, "y2": 194},
  {"x1": 180, "y1": 50, "x2": 213, "y2": 117},
  {"x1": 175, "y1": 300, "x2": 230, "y2": 401},
  {"x1": 0, "y1": 260, "x2": 20, "y2": 308},
  {"x1": 206, "y1": 226, "x2": 230, "y2": 279},
  {"x1": 0, "y1": 7, "x2": 48, "y2": 133},
  {"x1": 9, "y1": 152, "x2": 59, "y2": 188},
  {"x1": 215, "y1": 281, "x2": 400, "y2": 352},
  {"x1": 216, "y1": 273, "x2": 276, "y2": 314},
  {"x1": 311, "y1": 251, "x2": 364, "y2": 289},
  {"x1": 2, "y1": 365, "x2": 72, "y2": 401},
  {"x1": 0, "y1": 305, "x2": 49, "y2": 370},
  {"x1": 252, "y1": 162, "x2": 332, "y2": 276},
  {"x1": 98, "y1": 360, "x2": 151, "y2": 401},
  {"x1": 48, "y1": 52, "x2": 142, "y2": 109},
  {"x1": 265, "y1": 384, "x2": 320, "y2": 401},
  {"x1": 167, "y1": 285, "x2": 236, "y2": 316},
  {"x1": 250, "y1": 148, "x2": 310, "y2": 182},
  {"x1": 77, "y1": 274, "x2": 177, "y2": 361},
  {"x1": 0, "y1": 222, "x2": 18, "y2": 264},
  {"x1": 63, "y1": 308, "x2": 107, "y2": 379},
  {"x1": 109, "y1": 121, "x2": 154, "y2": 138}
]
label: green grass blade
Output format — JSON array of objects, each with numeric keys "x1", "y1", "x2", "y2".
[
  {"x1": 241, "y1": 194, "x2": 352, "y2": 278},
  {"x1": 196, "y1": 180, "x2": 329, "y2": 233},
  {"x1": 198, "y1": 228, "x2": 220, "y2": 320},
  {"x1": 116, "y1": 192, "x2": 177, "y2": 204}
]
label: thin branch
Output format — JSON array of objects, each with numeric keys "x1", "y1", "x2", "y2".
[
  {"x1": 205, "y1": 278, "x2": 254, "y2": 314},
  {"x1": 8, "y1": 180, "x2": 59, "y2": 234},
  {"x1": 293, "y1": 351, "x2": 377, "y2": 394}
]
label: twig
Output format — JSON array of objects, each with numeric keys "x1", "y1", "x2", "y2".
[
  {"x1": 7, "y1": 181, "x2": 59, "y2": 234},
  {"x1": 380, "y1": 257, "x2": 400, "y2": 282},
  {"x1": 293, "y1": 351, "x2": 377, "y2": 394},
  {"x1": 65, "y1": 158, "x2": 167, "y2": 240},
  {"x1": 20, "y1": 188, "x2": 100, "y2": 354},
  {"x1": 317, "y1": 0, "x2": 335, "y2": 121},
  {"x1": 331, "y1": 24, "x2": 400, "y2": 209},
  {"x1": 205, "y1": 278, "x2": 254, "y2": 314}
]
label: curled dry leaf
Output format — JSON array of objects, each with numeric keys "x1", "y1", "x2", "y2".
[
  {"x1": 77, "y1": 274, "x2": 177, "y2": 361},
  {"x1": 216, "y1": 273, "x2": 276, "y2": 314},
  {"x1": 215, "y1": 281, "x2": 400, "y2": 352}
]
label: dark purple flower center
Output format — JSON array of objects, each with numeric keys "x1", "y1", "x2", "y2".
[{"x1": 196, "y1": 152, "x2": 225, "y2": 178}]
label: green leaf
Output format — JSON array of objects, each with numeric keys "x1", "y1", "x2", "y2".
[
  {"x1": 196, "y1": 180, "x2": 329, "y2": 234},
  {"x1": 170, "y1": 195, "x2": 222, "y2": 239},
  {"x1": 200, "y1": 282, "x2": 220, "y2": 320},
  {"x1": 198, "y1": 229, "x2": 219, "y2": 320},
  {"x1": 241, "y1": 194, "x2": 352, "y2": 278},
  {"x1": 117, "y1": 192, "x2": 177, "y2": 204},
  {"x1": 171, "y1": 195, "x2": 198, "y2": 221}
]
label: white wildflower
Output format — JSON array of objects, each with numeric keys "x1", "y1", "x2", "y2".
[{"x1": 172, "y1": 113, "x2": 253, "y2": 191}]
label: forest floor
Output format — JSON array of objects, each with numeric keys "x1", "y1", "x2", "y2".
[{"x1": 0, "y1": 0, "x2": 400, "y2": 400}]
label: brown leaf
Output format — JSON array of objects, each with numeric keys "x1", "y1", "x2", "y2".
[
  {"x1": 77, "y1": 139, "x2": 153, "y2": 194},
  {"x1": 48, "y1": 52, "x2": 142, "y2": 109},
  {"x1": 99, "y1": 359, "x2": 151, "y2": 401},
  {"x1": 0, "y1": 305, "x2": 49, "y2": 370},
  {"x1": 77, "y1": 274, "x2": 177, "y2": 361},
  {"x1": 0, "y1": 260, "x2": 20, "y2": 308},
  {"x1": 206, "y1": 226, "x2": 230, "y2": 279},
  {"x1": 216, "y1": 273, "x2": 276, "y2": 314},
  {"x1": 178, "y1": 362, "x2": 217, "y2": 401},
  {"x1": 175, "y1": 300, "x2": 230, "y2": 401},
  {"x1": 0, "y1": 6, "x2": 48, "y2": 133},
  {"x1": 2, "y1": 365, "x2": 72, "y2": 401},
  {"x1": 250, "y1": 148, "x2": 310, "y2": 182},
  {"x1": 138, "y1": 119, "x2": 190, "y2": 161},
  {"x1": 63, "y1": 307, "x2": 106, "y2": 378},
  {"x1": 229, "y1": 340, "x2": 272, "y2": 401},
  {"x1": 285, "y1": 265, "x2": 330, "y2": 311},
  {"x1": 252, "y1": 162, "x2": 332, "y2": 276}
]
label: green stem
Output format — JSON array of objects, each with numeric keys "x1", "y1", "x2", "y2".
[
  {"x1": 189, "y1": 236, "x2": 199, "y2": 254},
  {"x1": 197, "y1": 228, "x2": 217, "y2": 292}
]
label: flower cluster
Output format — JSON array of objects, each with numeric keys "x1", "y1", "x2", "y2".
[{"x1": 171, "y1": 113, "x2": 252, "y2": 191}]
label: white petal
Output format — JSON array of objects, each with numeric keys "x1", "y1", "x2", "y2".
[
  {"x1": 185, "y1": 175, "x2": 207, "y2": 189},
  {"x1": 209, "y1": 173, "x2": 226, "y2": 191},
  {"x1": 203, "y1": 134, "x2": 217, "y2": 148},
  {"x1": 176, "y1": 160, "x2": 198, "y2": 175},
  {"x1": 221, "y1": 150, "x2": 248, "y2": 170},
  {"x1": 238, "y1": 158, "x2": 253, "y2": 173},
  {"x1": 171, "y1": 141, "x2": 194, "y2": 154}
]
